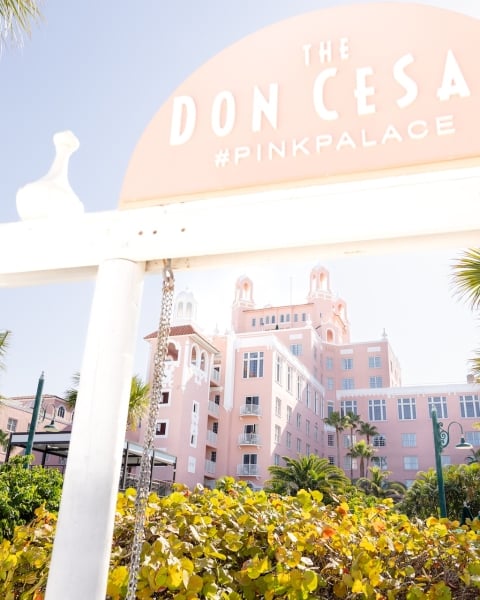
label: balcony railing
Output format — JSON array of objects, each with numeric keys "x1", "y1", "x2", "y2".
[
  {"x1": 238, "y1": 433, "x2": 261, "y2": 445},
  {"x1": 236, "y1": 464, "x2": 259, "y2": 476},
  {"x1": 210, "y1": 368, "x2": 221, "y2": 384},
  {"x1": 205, "y1": 459, "x2": 216, "y2": 474},
  {"x1": 240, "y1": 404, "x2": 261, "y2": 416},
  {"x1": 208, "y1": 401, "x2": 220, "y2": 416},
  {"x1": 206, "y1": 430, "x2": 218, "y2": 446}
]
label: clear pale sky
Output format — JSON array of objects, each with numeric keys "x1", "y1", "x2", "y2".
[{"x1": 1, "y1": 0, "x2": 479, "y2": 398}]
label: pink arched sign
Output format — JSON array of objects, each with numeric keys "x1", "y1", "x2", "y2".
[{"x1": 120, "y1": 3, "x2": 480, "y2": 208}]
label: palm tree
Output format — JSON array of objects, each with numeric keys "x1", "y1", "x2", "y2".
[
  {"x1": 347, "y1": 440, "x2": 375, "y2": 479},
  {"x1": 0, "y1": 429, "x2": 9, "y2": 451},
  {"x1": 451, "y1": 248, "x2": 480, "y2": 379},
  {"x1": 358, "y1": 421, "x2": 379, "y2": 445},
  {"x1": 343, "y1": 411, "x2": 361, "y2": 480},
  {"x1": 64, "y1": 372, "x2": 150, "y2": 430},
  {"x1": 465, "y1": 448, "x2": 480, "y2": 465},
  {"x1": 265, "y1": 454, "x2": 349, "y2": 502},
  {"x1": 323, "y1": 411, "x2": 346, "y2": 468},
  {"x1": 0, "y1": 0, "x2": 42, "y2": 47},
  {"x1": 0, "y1": 330, "x2": 10, "y2": 372},
  {"x1": 356, "y1": 466, "x2": 406, "y2": 503}
]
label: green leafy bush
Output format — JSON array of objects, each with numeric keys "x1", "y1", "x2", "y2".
[
  {"x1": 2, "y1": 483, "x2": 480, "y2": 598},
  {"x1": 399, "y1": 463, "x2": 480, "y2": 521},
  {"x1": 0, "y1": 455, "x2": 63, "y2": 540}
]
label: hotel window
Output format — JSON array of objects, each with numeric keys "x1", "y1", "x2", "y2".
[
  {"x1": 275, "y1": 355, "x2": 282, "y2": 383},
  {"x1": 286, "y1": 431, "x2": 292, "y2": 449},
  {"x1": 368, "y1": 399, "x2": 386, "y2": 421},
  {"x1": 326, "y1": 357, "x2": 333, "y2": 370},
  {"x1": 327, "y1": 433, "x2": 335, "y2": 446},
  {"x1": 466, "y1": 431, "x2": 480, "y2": 445},
  {"x1": 275, "y1": 397, "x2": 282, "y2": 418},
  {"x1": 159, "y1": 391, "x2": 170, "y2": 405},
  {"x1": 441, "y1": 455, "x2": 451, "y2": 467},
  {"x1": 265, "y1": 316, "x2": 270, "y2": 325},
  {"x1": 368, "y1": 356, "x2": 381, "y2": 368},
  {"x1": 274, "y1": 454, "x2": 280, "y2": 466},
  {"x1": 340, "y1": 400, "x2": 357, "y2": 417},
  {"x1": 460, "y1": 395, "x2": 480, "y2": 418},
  {"x1": 246, "y1": 395, "x2": 260, "y2": 407},
  {"x1": 57, "y1": 406, "x2": 65, "y2": 418},
  {"x1": 344, "y1": 456, "x2": 357, "y2": 470},
  {"x1": 327, "y1": 378, "x2": 334, "y2": 391},
  {"x1": 296, "y1": 413, "x2": 302, "y2": 429},
  {"x1": 305, "y1": 419, "x2": 310, "y2": 437},
  {"x1": 6, "y1": 418, "x2": 17, "y2": 433},
  {"x1": 294, "y1": 313, "x2": 298, "y2": 322},
  {"x1": 328, "y1": 456, "x2": 335, "y2": 465},
  {"x1": 155, "y1": 421, "x2": 168, "y2": 437},
  {"x1": 297, "y1": 376, "x2": 302, "y2": 401},
  {"x1": 302, "y1": 313, "x2": 307, "y2": 321},
  {"x1": 341, "y1": 378, "x2": 354, "y2": 390},
  {"x1": 305, "y1": 386, "x2": 311, "y2": 408},
  {"x1": 327, "y1": 401, "x2": 334, "y2": 416},
  {"x1": 344, "y1": 434, "x2": 356, "y2": 448},
  {"x1": 403, "y1": 456, "x2": 419, "y2": 470},
  {"x1": 371, "y1": 435, "x2": 385, "y2": 447},
  {"x1": 287, "y1": 366, "x2": 293, "y2": 392},
  {"x1": 251, "y1": 318, "x2": 256, "y2": 327},
  {"x1": 243, "y1": 352, "x2": 264, "y2": 378},
  {"x1": 401, "y1": 433, "x2": 416, "y2": 448},
  {"x1": 428, "y1": 396, "x2": 448, "y2": 419},
  {"x1": 305, "y1": 443, "x2": 311, "y2": 455},
  {"x1": 398, "y1": 398, "x2": 416, "y2": 420},
  {"x1": 286, "y1": 314, "x2": 290, "y2": 322},
  {"x1": 296, "y1": 438, "x2": 302, "y2": 452},
  {"x1": 371, "y1": 456, "x2": 388, "y2": 470},
  {"x1": 342, "y1": 358, "x2": 353, "y2": 370},
  {"x1": 314, "y1": 423, "x2": 319, "y2": 441},
  {"x1": 286, "y1": 405, "x2": 292, "y2": 423},
  {"x1": 369, "y1": 376, "x2": 383, "y2": 388},
  {"x1": 290, "y1": 344, "x2": 302, "y2": 357},
  {"x1": 274, "y1": 425, "x2": 281, "y2": 443},
  {"x1": 272, "y1": 316, "x2": 276, "y2": 324},
  {"x1": 280, "y1": 314, "x2": 285, "y2": 323}
]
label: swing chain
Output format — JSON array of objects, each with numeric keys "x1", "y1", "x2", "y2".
[{"x1": 126, "y1": 261, "x2": 175, "y2": 600}]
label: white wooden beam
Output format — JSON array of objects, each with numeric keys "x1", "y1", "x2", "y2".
[{"x1": 1, "y1": 166, "x2": 480, "y2": 287}]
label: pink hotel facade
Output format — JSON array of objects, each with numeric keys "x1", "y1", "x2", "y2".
[{"x1": 128, "y1": 264, "x2": 479, "y2": 490}]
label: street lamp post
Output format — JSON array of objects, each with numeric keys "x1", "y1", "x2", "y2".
[
  {"x1": 431, "y1": 408, "x2": 472, "y2": 518},
  {"x1": 24, "y1": 372, "x2": 45, "y2": 459}
]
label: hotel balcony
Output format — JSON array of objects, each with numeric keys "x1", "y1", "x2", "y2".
[
  {"x1": 208, "y1": 401, "x2": 220, "y2": 416},
  {"x1": 240, "y1": 404, "x2": 261, "y2": 417},
  {"x1": 238, "y1": 433, "x2": 261, "y2": 446},
  {"x1": 206, "y1": 430, "x2": 218, "y2": 446},
  {"x1": 236, "y1": 464, "x2": 259, "y2": 477},
  {"x1": 205, "y1": 459, "x2": 216, "y2": 475}
]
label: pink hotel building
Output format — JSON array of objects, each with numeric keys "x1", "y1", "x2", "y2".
[{"x1": 128, "y1": 264, "x2": 479, "y2": 490}]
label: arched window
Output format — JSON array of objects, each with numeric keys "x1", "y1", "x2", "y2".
[
  {"x1": 200, "y1": 352, "x2": 207, "y2": 371},
  {"x1": 57, "y1": 406, "x2": 65, "y2": 418},
  {"x1": 191, "y1": 346, "x2": 197, "y2": 366},
  {"x1": 326, "y1": 329, "x2": 334, "y2": 343}
]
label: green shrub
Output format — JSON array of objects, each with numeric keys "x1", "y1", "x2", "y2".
[{"x1": 0, "y1": 455, "x2": 63, "y2": 540}]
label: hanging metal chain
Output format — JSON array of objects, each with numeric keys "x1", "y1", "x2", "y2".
[{"x1": 126, "y1": 261, "x2": 175, "y2": 600}]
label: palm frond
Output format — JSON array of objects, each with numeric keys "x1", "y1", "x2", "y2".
[
  {"x1": 451, "y1": 248, "x2": 480, "y2": 310},
  {"x1": 0, "y1": 0, "x2": 42, "y2": 46}
]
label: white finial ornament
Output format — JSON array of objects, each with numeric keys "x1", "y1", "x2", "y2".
[{"x1": 16, "y1": 131, "x2": 84, "y2": 220}]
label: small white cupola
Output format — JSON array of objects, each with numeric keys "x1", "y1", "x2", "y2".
[{"x1": 173, "y1": 289, "x2": 198, "y2": 325}]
